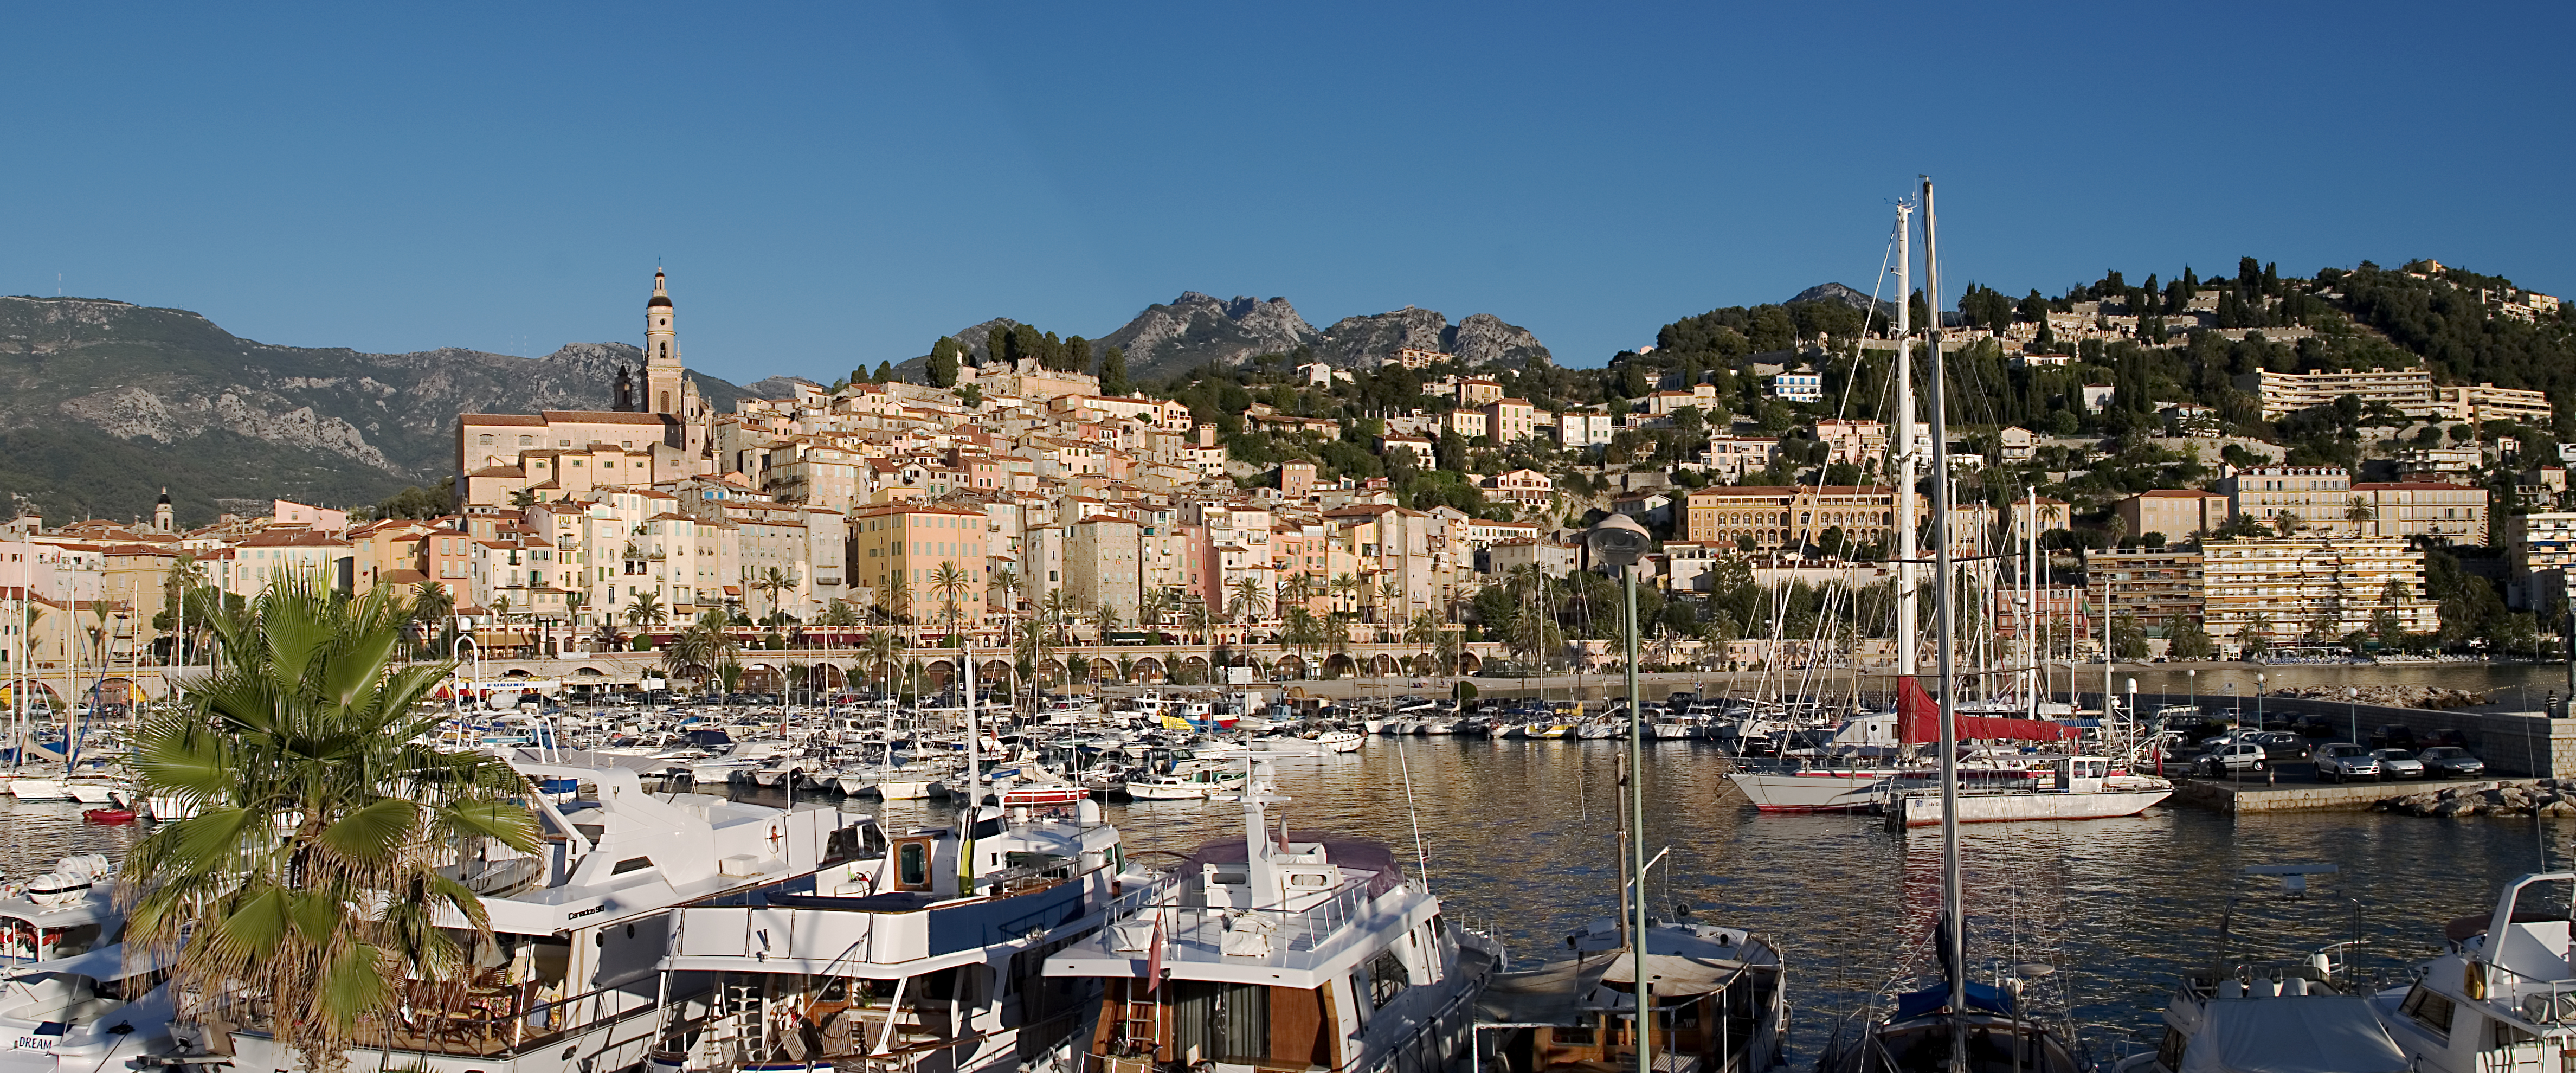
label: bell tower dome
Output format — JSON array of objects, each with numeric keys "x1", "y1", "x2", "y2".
[{"x1": 643, "y1": 268, "x2": 684, "y2": 416}]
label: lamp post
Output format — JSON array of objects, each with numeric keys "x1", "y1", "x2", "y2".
[
  {"x1": 2346, "y1": 686, "x2": 2359, "y2": 746},
  {"x1": 1585, "y1": 513, "x2": 1654, "y2": 1073},
  {"x1": 2188, "y1": 667, "x2": 2197, "y2": 712},
  {"x1": 2255, "y1": 672, "x2": 2267, "y2": 730}
]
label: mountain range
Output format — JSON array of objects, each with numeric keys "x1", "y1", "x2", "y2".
[
  {"x1": 0, "y1": 296, "x2": 743, "y2": 527},
  {"x1": 906, "y1": 292, "x2": 1554, "y2": 381}
]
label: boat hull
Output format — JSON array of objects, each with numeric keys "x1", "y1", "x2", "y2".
[
  {"x1": 1727, "y1": 772, "x2": 1897, "y2": 812},
  {"x1": 1897, "y1": 789, "x2": 2171, "y2": 827}
]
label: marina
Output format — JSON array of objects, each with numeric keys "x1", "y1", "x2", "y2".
[{"x1": 19, "y1": 697, "x2": 2576, "y2": 1070}]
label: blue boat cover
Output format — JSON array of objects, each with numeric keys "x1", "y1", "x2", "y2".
[{"x1": 1892, "y1": 980, "x2": 2017, "y2": 1021}]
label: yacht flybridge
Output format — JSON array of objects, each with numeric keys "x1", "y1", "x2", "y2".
[
  {"x1": 645, "y1": 799, "x2": 1138, "y2": 1073},
  {"x1": 156, "y1": 750, "x2": 875, "y2": 1073},
  {"x1": 1045, "y1": 759, "x2": 1502, "y2": 1073},
  {"x1": 2369, "y1": 871, "x2": 2576, "y2": 1073}
]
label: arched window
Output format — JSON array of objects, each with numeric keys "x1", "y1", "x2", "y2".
[
  {"x1": 659, "y1": 391, "x2": 671, "y2": 412},
  {"x1": 658, "y1": 342, "x2": 667, "y2": 358},
  {"x1": 478, "y1": 434, "x2": 494, "y2": 446},
  {"x1": 518, "y1": 435, "x2": 533, "y2": 446}
]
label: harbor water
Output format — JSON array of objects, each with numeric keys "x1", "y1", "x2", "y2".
[
  {"x1": 796, "y1": 735, "x2": 2567, "y2": 1069},
  {"x1": 32, "y1": 688, "x2": 2576, "y2": 1068}
]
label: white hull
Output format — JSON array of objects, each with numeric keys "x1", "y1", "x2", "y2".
[
  {"x1": 1319, "y1": 731, "x2": 1366, "y2": 753},
  {"x1": 835, "y1": 775, "x2": 875, "y2": 795},
  {"x1": 65, "y1": 782, "x2": 121, "y2": 805},
  {"x1": 1897, "y1": 788, "x2": 2171, "y2": 827},
  {"x1": 146, "y1": 794, "x2": 199, "y2": 820},
  {"x1": 1125, "y1": 781, "x2": 1206, "y2": 800},
  {"x1": 1727, "y1": 771, "x2": 1896, "y2": 812},
  {"x1": 8, "y1": 780, "x2": 67, "y2": 801},
  {"x1": 875, "y1": 779, "x2": 946, "y2": 800}
]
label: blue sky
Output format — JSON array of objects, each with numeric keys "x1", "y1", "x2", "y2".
[{"x1": 5, "y1": 3, "x2": 2569, "y2": 380}]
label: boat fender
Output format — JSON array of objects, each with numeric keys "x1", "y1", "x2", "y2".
[{"x1": 2465, "y1": 960, "x2": 2488, "y2": 1000}]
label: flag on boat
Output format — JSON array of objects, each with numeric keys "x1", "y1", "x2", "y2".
[
  {"x1": 1144, "y1": 910, "x2": 1165, "y2": 993},
  {"x1": 1896, "y1": 676, "x2": 2078, "y2": 743}
]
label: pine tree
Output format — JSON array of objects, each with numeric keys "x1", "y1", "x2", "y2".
[
  {"x1": 872, "y1": 361, "x2": 893, "y2": 383},
  {"x1": 1099, "y1": 346, "x2": 1130, "y2": 396},
  {"x1": 927, "y1": 337, "x2": 961, "y2": 388}
]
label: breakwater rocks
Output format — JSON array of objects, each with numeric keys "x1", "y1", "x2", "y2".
[
  {"x1": 2269, "y1": 685, "x2": 2488, "y2": 709},
  {"x1": 2373, "y1": 781, "x2": 2576, "y2": 818}
]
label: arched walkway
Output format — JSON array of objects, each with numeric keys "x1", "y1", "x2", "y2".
[
  {"x1": 1177, "y1": 656, "x2": 1211, "y2": 685},
  {"x1": 1276, "y1": 654, "x2": 1306, "y2": 678},
  {"x1": 1132, "y1": 657, "x2": 1164, "y2": 683},
  {"x1": 1323, "y1": 653, "x2": 1357, "y2": 679},
  {"x1": 1456, "y1": 652, "x2": 1483, "y2": 674},
  {"x1": 924, "y1": 659, "x2": 956, "y2": 688}
]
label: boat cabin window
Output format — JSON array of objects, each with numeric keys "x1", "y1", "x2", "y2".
[
  {"x1": 1364, "y1": 949, "x2": 1409, "y2": 1008},
  {"x1": 1287, "y1": 870, "x2": 1332, "y2": 888},
  {"x1": 611, "y1": 856, "x2": 655, "y2": 875},
  {"x1": 896, "y1": 838, "x2": 933, "y2": 891},
  {"x1": 2398, "y1": 982, "x2": 2456, "y2": 1038},
  {"x1": 823, "y1": 824, "x2": 889, "y2": 866},
  {"x1": 1170, "y1": 980, "x2": 1270, "y2": 1064}
]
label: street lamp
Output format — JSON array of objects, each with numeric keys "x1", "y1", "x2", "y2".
[
  {"x1": 2255, "y1": 672, "x2": 2266, "y2": 730},
  {"x1": 2187, "y1": 667, "x2": 2197, "y2": 712},
  {"x1": 1583, "y1": 513, "x2": 1654, "y2": 1073},
  {"x1": 2346, "y1": 686, "x2": 2359, "y2": 746}
]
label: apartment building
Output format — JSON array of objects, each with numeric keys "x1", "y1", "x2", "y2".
[
  {"x1": 2240, "y1": 368, "x2": 2444, "y2": 420},
  {"x1": 2506, "y1": 511, "x2": 2576, "y2": 610},
  {"x1": 2090, "y1": 549, "x2": 2205, "y2": 637},
  {"x1": 2353, "y1": 480, "x2": 2487, "y2": 542},
  {"x1": 2115, "y1": 489, "x2": 2230, "y2": 543},
  {"x1": 2219, "y1": 466, "x2": 2367, "y2": 538},
  {"x1": 2200, "y1": 538, "x2": 2438, "y2": 647}
]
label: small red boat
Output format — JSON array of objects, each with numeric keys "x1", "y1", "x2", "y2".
[{"x1": 81, "y1": 808, "x2": 137, "y2": 825}]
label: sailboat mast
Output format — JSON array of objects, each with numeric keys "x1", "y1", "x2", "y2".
[
  {"x1": 1921, "y1": 174, "x2": 1969, "y2": 1062},
  {"x1": 1890, "y1": 203, "x2": 1917, "y2": 679}
]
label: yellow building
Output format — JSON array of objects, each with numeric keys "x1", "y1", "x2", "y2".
[
  {"x1": 2200, "y1": 538, "x2": 2438, "y2": 648},
  {"x1": 851, "y1": 502, "x2": 987, "y2": 631}
]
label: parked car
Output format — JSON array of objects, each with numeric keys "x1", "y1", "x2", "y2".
[
  {"x1": 2372, "y1": 748, "x2": 2427, "y2": 779},
  {"x1": 2246, "y1": 730, "x2": 2310, "y2": 760},
  {"x1": 2291, "y1": 714, "x2": 2341, "y2": 740},
  {"x1": 2417, "y1": 746, "x2": 2487, "y2": 778},
  {"x1": 2369, "y1": 724, "x2": 2418, "y2": 750},
  {"x1": 2195, "y1": 741, "x2": 2269, "y2": 778},
  {"x1": 2422, "y1": 728, "x2": 2470, "y2": 749},
  {"x1": 2314, "y1": 742, "x2": 2384, "y2": 782}
]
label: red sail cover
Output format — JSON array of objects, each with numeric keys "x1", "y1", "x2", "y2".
[{"x1": 1897, "y1": 676, "x2": 2078, "y2": 744}]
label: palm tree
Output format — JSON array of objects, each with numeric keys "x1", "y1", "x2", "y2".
[
  {"x1": 876, "y1": 575, "x2": 914, "y2": 631},
  {"x1": 1377, "y1": 581, "x2": 1405, "y2": 638},
  {"x1": 123, "y1": 576, "x2": 540, "y2": 1068},
  {"x1": 1137, "y1": 589, "x2": 1170, "y2": 638},
  {"x1": 988, "y1": 567, "x2": 1021, "y2": 648},
  {"x1": 626, "y1": 590, "x2": 667, "y2": 633},
  {"x1": 1330, "y1": 572, "x2": 1361, "y2": 618},
  {"x1": 754, "y1": 566, "x2": 800, "y2": 624},
  {"x1": 860, "y1": 629, "x2": 902, "y2": 694},
  {"x1": 663, "y1": 608, "x2": 741, "y2": 686},
  {"x1": 1091, "y1": 601, "x2": 1121, "y2": 644},
  {"x1": 1182, "y1": 599, "x2": 1214, "y2": 683},
  {"x1": 1227, "y1": 576, "x2": 1271, "y2": 625},
  {"x1": 1405, "y1": 611, "x2": 1441, "y2": 678},
  {"x1": 1040, "y1": 589, "x2": 1074, "y2": 647},
  {"x1": 930, "y1": 562, "x2": 973, "y2": 644}
]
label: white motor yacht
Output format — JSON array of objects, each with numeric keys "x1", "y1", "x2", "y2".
[
  {"x1": 0, "y1": 855, "x2": 177, "y2": 1072},
  {"x1": 2366, "y1": 870, "x2": 2576, "y2": 1073},
  {"x1": 645, "y1": 800, "x2": 1141, "y2": 1072},
  {"x1": 1044, "y1": 760, "x2": 1503, "y2": 1073},
  {"x1": 2111, "y1": 865, "x2": 2406, "y2": 1073},
  {"x1": 1478, "y1": 915, "x2": 1789, "y2": 1073},
  {"x1": 145, "y1": 750, "x2": 875, "y2": 1073}
]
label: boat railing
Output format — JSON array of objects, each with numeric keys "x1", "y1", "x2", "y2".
[
  {"x1": 1101, "y1": 872, "x2": 1184, "y2": 928},
  {"x1": 1222, "y1": 878, "x2": 1380, "y2": 956},
  {"x1": 2473, "y1": 959, "x2": 2576, "y2": 1036}
]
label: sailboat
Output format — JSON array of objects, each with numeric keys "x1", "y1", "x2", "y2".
[{"x1": 1819, "y1": 177, "x2": 2092, "y2": 1073}]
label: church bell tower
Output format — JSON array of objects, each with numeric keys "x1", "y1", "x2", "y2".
[{"x1": 644, "y1": 269, "x2": 684, "y2": 416}]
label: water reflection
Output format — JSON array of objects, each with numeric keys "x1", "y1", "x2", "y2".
[
  {"x1": 38, "y1": 733, "x2": 2569, "y2": 1069},
  {"x1": 788, "y1": 737, "x2": 2576, "y2": 1066}
]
